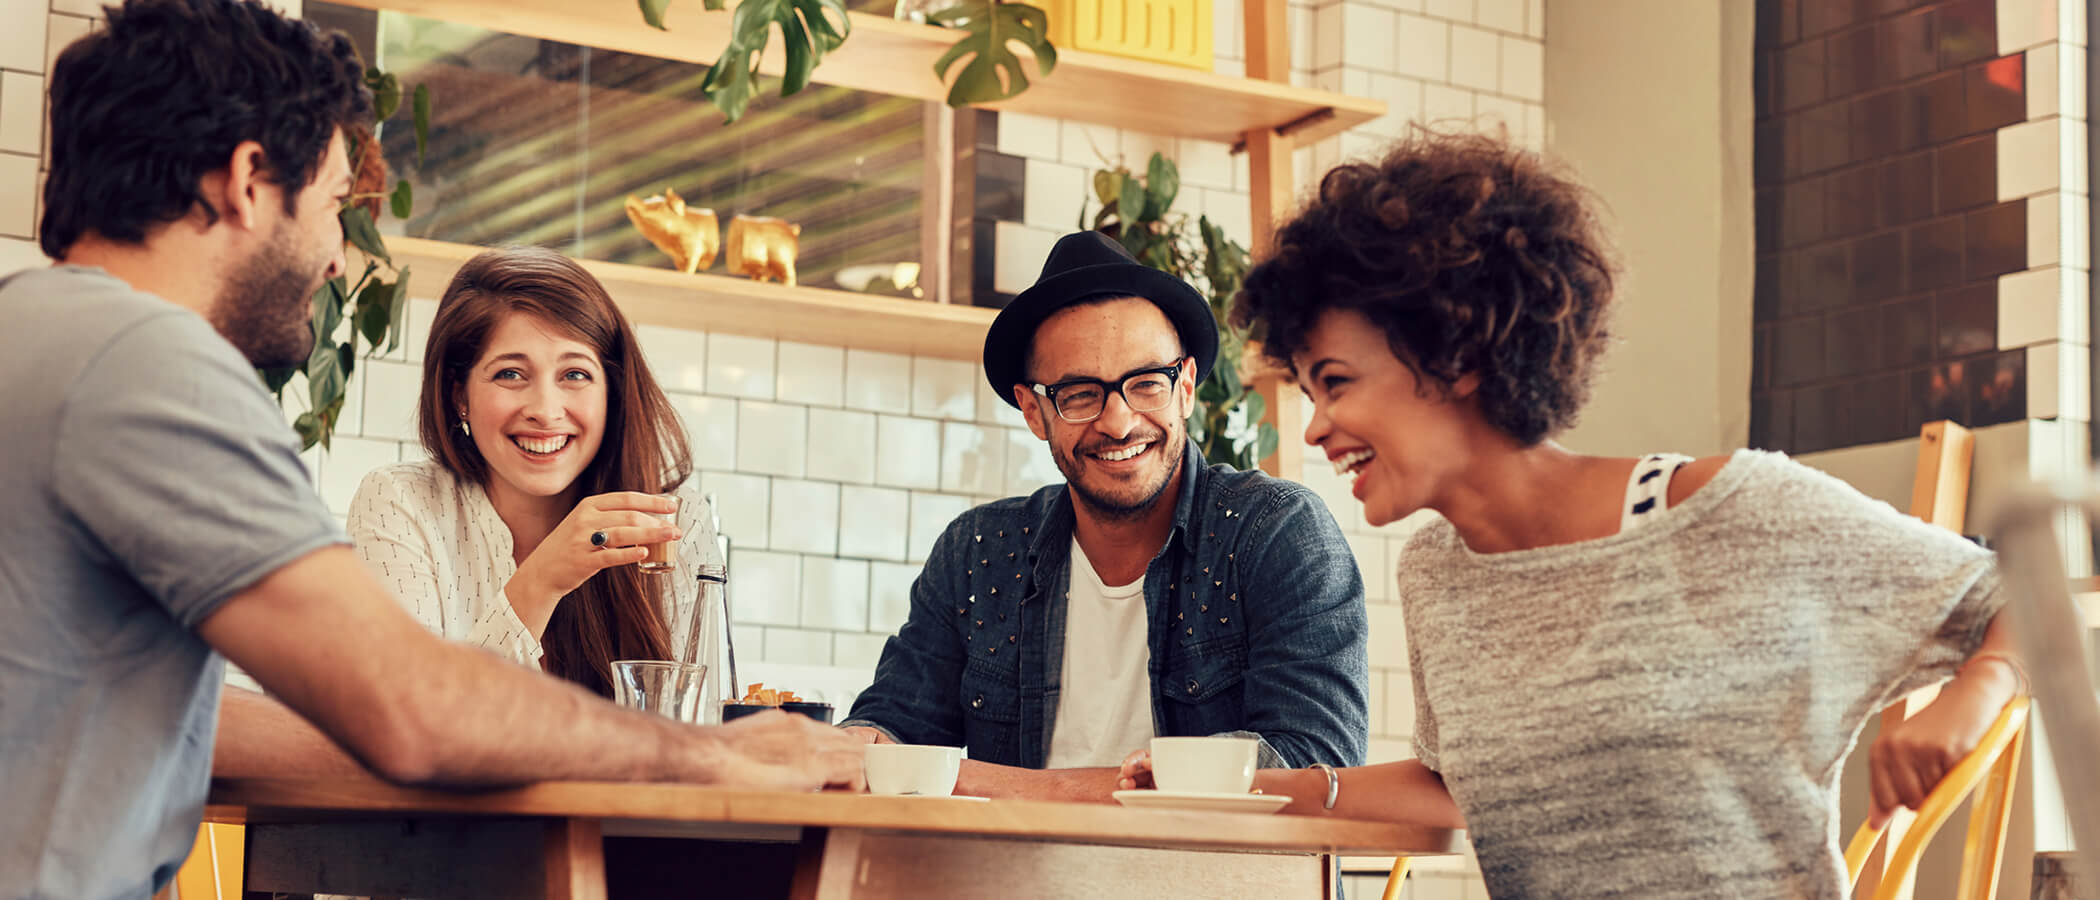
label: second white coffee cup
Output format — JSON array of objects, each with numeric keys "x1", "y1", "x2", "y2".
[
  {"x1": 864, "y1": 743, "x2": 964, "y2": 796},
  {"x1": 1148, "y1": 736, "x2": 1258, "y2": 794}
]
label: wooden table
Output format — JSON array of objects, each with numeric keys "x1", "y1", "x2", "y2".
[{"x1": 206, "y1": 777, "x2": 1461, "y2": 899}]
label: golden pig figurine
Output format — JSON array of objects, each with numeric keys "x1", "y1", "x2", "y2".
[
  {"x1": 624, "y1": 189, "x2": 720, "y2": 274},
  {"x1": 724, "y1": 214, "x2": 801, "y2": 286}
]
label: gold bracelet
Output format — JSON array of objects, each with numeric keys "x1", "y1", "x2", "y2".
[{"x1": 1965, "y1": 650, "x2": 2032, "y2": 697}]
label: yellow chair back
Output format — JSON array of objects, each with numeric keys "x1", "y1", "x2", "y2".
[
  {"x1": 1380, "y1": 857, "x2": 1411, "y2": 900},
  {"x1": 1843, "y1": 695, "x2": 2030, "y2": 900},
  {"x1": 171, "y1": 822, "x2": 244, "y2": 900}
]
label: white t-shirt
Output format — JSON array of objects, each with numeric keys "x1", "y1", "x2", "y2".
[
  {"x1": 1044, "y1": 537, "x2": 1155, "y2": 768},
  {"x1": 344, "y1": 460, "x2": 727, "y2": 710}
]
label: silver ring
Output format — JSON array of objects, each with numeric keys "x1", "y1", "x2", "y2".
[{"x1": 590, "y1": 530, "x2": 608, "y2": 547}]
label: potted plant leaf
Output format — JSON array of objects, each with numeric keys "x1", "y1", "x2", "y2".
[
  {"x1": 637, "y1": 0, "x2": 1055, "y2": 121},
  {"x1": 258, "y1": 67, "x2": 432, "y2": 451},
  {"x1": 1084, "y1": 152, "x2": 1278, "y2": 471}
]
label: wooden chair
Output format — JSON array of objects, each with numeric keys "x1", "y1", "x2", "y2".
[
  {"x1": 170, "y1": 822, "x2": 244, "y2": 900},
  {"x1": 1379, "y1": 858, "x2": 1410, "y2": 900},
  {"x1": 1842, "y1": 695, "x2": 2030, "y2": 900}
]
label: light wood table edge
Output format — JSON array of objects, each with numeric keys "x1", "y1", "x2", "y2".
[{"x1": 206, "y1": 777, "x2": 1462, "y2": 858}]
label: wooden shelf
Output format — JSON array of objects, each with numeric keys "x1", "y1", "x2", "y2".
[
  {"x1": 334, "y1": 0, "x2": 1384, "y2": 146},
  {"x1": 388, "y1": 236, "x2": 996, "y2": 360}
]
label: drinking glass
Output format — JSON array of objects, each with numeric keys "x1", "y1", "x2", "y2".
[
  {"x1": 637, "y1": 494, "x2": 680, "y2": 574},
  {"x1": 610, "y1": 660, "x2": 709, "y2": 723}
]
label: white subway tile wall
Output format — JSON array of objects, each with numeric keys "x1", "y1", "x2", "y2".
[
  {"x1": 799, "y1": 555, "x2": 870, "y2": 631},
  {"x1": 939, "y1": 421, "x2": 1007, "y2": 496},
  {"x1": 735, "y1": 399, "x2": 807, "y2": 478},
  {"x1": 911, "y1": 356, "x2": 978, "y2": 420},
  {"x1": 769, "y1": 478, "x2": 840, "y2": 555},
  {"x1": 0, "y1": 71, "x2": 38, "y2": 156},
  {"x1": 867, "y1": 561, "x2": 919, "y2": 634},
  {"x1": 838, "y1": 484, "x2": 910, "y2": 562},
  {"x1": 675, "y1": 393, "x2": 738, "y2": 470},
  {"x1": 731, "y1": 549, "x2": 804, "y2": 627},
  {"x1": 0, "y1": 148, "x2": 32, "y2": 238},
  {"x1": 359, "y1": 359, "x2": 422, "y2": 442},
  {"x1": 806, "y1": 407, "x2": 878, "y2": 484},
  {"x1": 843, "y1": 348, "x2": 913, "y2": 414},
  {"x1": 637, "y1": 323, "x2": 709, "y2": 394},
  {"x1": 775, "y1": 340, "x2": 845, "y2": 407},
  {"x1": 707, "y1": 332, "x2": 778, "y2": 400},
  {"x1": 875, "y1": 413, "x2": 942, "y2": 490}
]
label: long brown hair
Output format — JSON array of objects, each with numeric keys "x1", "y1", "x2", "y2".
[{"x1": 417, "y1": 246, "x2": 693, "y2": 696}]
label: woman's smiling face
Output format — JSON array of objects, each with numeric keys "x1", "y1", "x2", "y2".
[
  {"x1": 459, "y1": 312, "x2": 609, "y2": 502},
  {"x1": 1294, "y1": 307, "x2": 1478, "y2": 527}
]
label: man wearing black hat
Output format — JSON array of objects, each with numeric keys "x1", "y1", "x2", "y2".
[{"x1": 843, "y1": 232, "x2": 1369, "y2": 801}]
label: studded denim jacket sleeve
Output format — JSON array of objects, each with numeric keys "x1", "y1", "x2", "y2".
[{"x1": 843, "y1": 442, "x2": 1370, "y2": 770}]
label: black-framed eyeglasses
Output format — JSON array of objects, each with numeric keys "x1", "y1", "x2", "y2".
[{"x1": 1031, "y1": 357, "x2": 1189, "y2": 424}]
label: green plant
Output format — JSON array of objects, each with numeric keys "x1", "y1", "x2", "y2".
[
  {"x1": 258, "y1": 67, "x2": 431, "y2": 451},
  {"x1": 1084, "y1": 152, "x2": 1278, "y2": 472},
  {"x1": 638, "y1": 0, "x2": 1054, "y2": 122}
]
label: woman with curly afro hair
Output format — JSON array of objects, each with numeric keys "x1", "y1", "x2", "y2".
[{"x1": 1120, "y1": 131, "x2": 2024, "y2": 898}]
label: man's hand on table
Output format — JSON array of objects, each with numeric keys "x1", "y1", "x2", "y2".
[
  {"x1": 711, "y1": 710, "x2": 869, "y2": 792},
  {"x1": 1116, "y1": 749, "x2": 1154, "y2": 791},
  {"x1": 843, "y1": 725, "x2": 893, "y2": 745}
]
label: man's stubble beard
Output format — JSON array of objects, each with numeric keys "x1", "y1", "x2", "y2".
[
  {"x1": 1052, "y1": 423, "x2": 1187, "y2": 524},
  {"x1": 213, "y1": 224, "x2": 325, "y2": 369}
]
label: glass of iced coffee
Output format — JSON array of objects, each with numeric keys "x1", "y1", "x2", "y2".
[{"x1": 637, "y1": 494, "x2": 679, "y2": 574}]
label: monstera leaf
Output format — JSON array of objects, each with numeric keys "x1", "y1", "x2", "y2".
[
  {"x1": 639, "y1": 0, "x2": 1054, "y2": 114},
  {"x1": 930, "y1": 1, "x2": 1057, "y2": 106},
  {"x1": 640, "y1": 0, "x2": 850, "y2": 123}
]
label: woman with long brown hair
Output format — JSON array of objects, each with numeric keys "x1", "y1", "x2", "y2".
[{"x1": 347, "y1": 245, "x2": 723, "y2": 702}]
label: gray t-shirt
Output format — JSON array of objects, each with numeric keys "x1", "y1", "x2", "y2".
[
  {"x1": 1399, "y1": 449, "x2": 1999, "y2": 899},
  {"x1": 0, "y1": 266, "x2": 346, "y2": 899}
]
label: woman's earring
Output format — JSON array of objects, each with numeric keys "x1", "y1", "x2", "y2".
[{"x1": 459, "y1": 417, "x2": 471, "y2": 438}]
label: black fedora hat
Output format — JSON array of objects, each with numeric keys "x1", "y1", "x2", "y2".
[{"x1": 983, "y1": 231, "x2": 1218, "y2": 409}]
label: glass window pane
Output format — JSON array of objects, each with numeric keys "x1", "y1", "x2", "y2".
[{"x1": 318, "y1": 3, "x2": 929, "y2": 298}]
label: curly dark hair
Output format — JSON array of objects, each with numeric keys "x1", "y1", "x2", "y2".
[
  {"x1": 1232, "y1": 130, "x2": 1618, "y2": 445},
  {"x1": 41, "y1": 0, "x2": 371, "y2": 259}
]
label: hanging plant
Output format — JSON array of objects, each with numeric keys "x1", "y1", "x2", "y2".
[
  {"x1": 257, "y1": 67, "x2": 432, "y2": 451},
  {"x1": 1084, "y1": 152, "x2": 1278, "y2": 471},
  {"x1": 928, "y1": 1, "x2": 1056, "y2": 106},
  {"x1": 638, "y1": 0, "x2": 1054, "y2": 122}
]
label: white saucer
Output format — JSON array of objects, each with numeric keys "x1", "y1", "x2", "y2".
[{"x1": 1111, "y1": 789, "x2": 1291, "y2": 815}]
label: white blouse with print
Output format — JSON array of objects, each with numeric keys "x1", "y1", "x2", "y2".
[{"x1": 346, "y1": 460, "x2": 728, "y2": 710}]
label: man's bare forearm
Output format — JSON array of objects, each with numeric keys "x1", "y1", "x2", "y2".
[
  {"x1": 200, "y1": 547, "x2": 723, "y2": 787},
  {"x1": 214, "y1": 685, "x2": 372, "y2": 779},
  {"x1": 955, "y1": 759, "x2": 1121, "y2": 803}
]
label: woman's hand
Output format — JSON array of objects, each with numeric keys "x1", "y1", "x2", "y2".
[
  {"x1": 506, "y1": 492, "x2": 681, "y2": 635},
  {"x1": 1116, "y1": 749, "x2": 1154, "y2": 791},
  {"x1": 1866, "y1": 660, "x2": 2020, "y2": 828}
]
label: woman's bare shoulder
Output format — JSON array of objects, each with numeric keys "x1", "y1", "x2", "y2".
[{"x1": 1666, "y1": 454, "x2": 1736, "y2": 507}]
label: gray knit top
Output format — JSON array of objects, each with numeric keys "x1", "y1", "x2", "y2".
[{"x1": 1398, "y1": 449, "x2": 1999, "y2": 898}]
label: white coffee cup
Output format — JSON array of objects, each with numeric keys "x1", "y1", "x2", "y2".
[
  {"x1": 863, "y1": 744, "x2": 965, "y2": 796},
  {"x1": 1148, "y1": 736, "x2": 1258, "y2": 794}
]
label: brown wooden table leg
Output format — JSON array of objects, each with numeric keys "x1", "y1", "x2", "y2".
[
  {"x1": 787, "y1": 827, "x2": 833, "y2": 900},
  {"x1": 543, "y1": 817, "x2": 606, "y2": 900}
]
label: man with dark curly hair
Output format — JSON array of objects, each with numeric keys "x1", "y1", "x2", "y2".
[
  {"x1": 1, "y1": 3, "x2": 862, "y2": 896},
  {"x1": 1119, "y1": 131, "x2": 2025, "y2": 898}
]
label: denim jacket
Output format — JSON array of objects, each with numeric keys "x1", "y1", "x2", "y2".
[{"x1": 843, "y1": 439, "x2": 1369, "y2": 769}]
